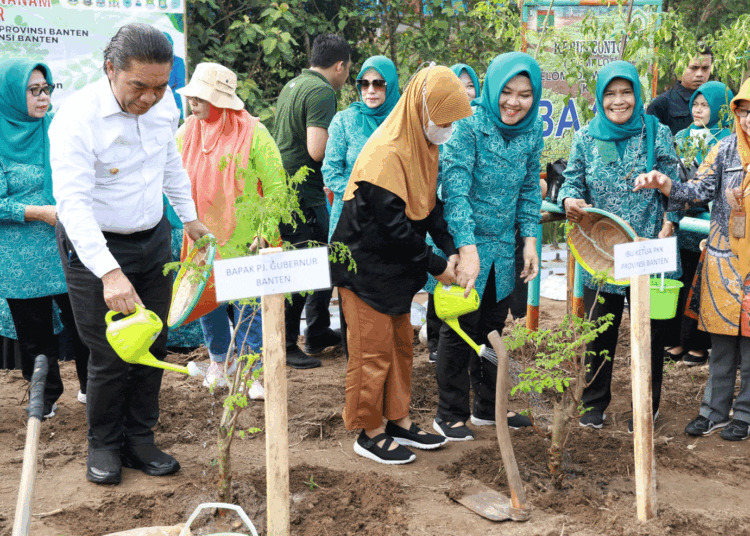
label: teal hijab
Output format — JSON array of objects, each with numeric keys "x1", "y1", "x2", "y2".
[
  {"x1": 681, "y1": 82, "x2": 734, "y2": 164},
  {"x1": 450, "y1": 63, "x2": 482, "y2": 99},
  {"x1": 0, "y1": 59, "x2": 55, "y2": 204},
  {"x1": 588, "y1": 60, "x2": 658, "y2": 171},
  {"x1": 350, "y1": 56, "x2": 399, "y2": 137},
  {"x1": 689, "y1": 81, "x2": 734, "y2": 132},
  {"x1": 478, "y1": 52, "x2": 542, "y2": 139}
]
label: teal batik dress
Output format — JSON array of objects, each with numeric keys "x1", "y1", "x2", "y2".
[
  {"x1": 557, "y1": 122, "x2": 682, "y2": 294},
  {"x1": 0, "y1": 158, "x2": 66, "y2": 353},
  {"x1": 425, "y1": 109, "x2": 543, "y2": 301},
  {"x1": 322, "y1": 107, "x2": 372, "y2": 241}
]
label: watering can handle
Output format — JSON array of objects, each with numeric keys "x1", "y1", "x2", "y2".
[
  {"x1": 180, "y1": 502, "x2": 259, "y2": 536},
  {"x1": 104, "y1": 303, "x2": 144, "y2": 326}
]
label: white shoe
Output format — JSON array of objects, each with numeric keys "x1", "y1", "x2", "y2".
[
  {"x1": 249, "y1": 381, "x2": 265, "y2": 400},
  {"x1": 203, "y1": 361, "x2": 229, "y2": 388},
  {"x1": 77, "y1": 391, "x2": 87, "y2": 404},
  {"x1": 44, "y1": 403, "x2": 58, "y2": 419},
  {"x1": 470, "y1": 415, "x2": 496, "y2": 427}
]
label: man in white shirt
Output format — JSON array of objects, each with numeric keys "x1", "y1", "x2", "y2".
[{"x1": 49, "y1": 23, "x2": 209, "y2": 485}]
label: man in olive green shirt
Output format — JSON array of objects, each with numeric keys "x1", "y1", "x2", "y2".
[{"x1": 272, "y1": 34, "x2": 351, "y2": 369}]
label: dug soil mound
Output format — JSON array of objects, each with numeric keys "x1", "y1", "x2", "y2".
[{"x1": 1, "y1": 298, "x2": 749, "y2": 535}]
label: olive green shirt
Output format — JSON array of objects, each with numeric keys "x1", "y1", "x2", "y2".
[{"x1": 272, "y1": 69, "x2": 337, "y2": 207}]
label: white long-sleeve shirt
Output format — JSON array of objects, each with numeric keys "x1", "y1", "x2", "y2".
[{"x1": 49, "y1": 77, "x2": 198, "y2": 278}]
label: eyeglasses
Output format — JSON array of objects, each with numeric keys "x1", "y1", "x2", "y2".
[
  {"x1": 736, "y1": 108, "x2": 750, "y2": 119},
  {"x1": 357, "y1": 79, "x2": 387, "y2": 90},
  {"x1": 27, "y1": 85, "x2": 53, "y2": 97}
]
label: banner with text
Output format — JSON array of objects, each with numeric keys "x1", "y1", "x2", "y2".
[
  {"x1": 0, "y1": 0, "x2": 187, "y2": 116},
  {"x1": 522, "y1": 0, "x2": 663, "y2": 165}
]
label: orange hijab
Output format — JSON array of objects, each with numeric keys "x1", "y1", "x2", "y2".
[
  {"x1": 180, "y1": 105, "x2": 259, "y2": 246},
  {"x1": 729, "y1": 79, "x2": 750, "y2": 274},
  {"x1": 343, "y1": 65, "x2": 473, "y2": 220}
]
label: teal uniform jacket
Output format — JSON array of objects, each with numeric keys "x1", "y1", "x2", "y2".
[
  {"x1": 558, "y1": 122, "x2": 682, "y2": 294},
  {"x1": 425, "y1": 108, "x2": 543, "y2": 301}
]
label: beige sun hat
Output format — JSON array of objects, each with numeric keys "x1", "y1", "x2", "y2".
[{"x1": 177, "y1": 62, "x2": 244, "y2": 111}]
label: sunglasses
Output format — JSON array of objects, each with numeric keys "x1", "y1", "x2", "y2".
[
  {"x1": 357, "y1": 79, "x2": 387, "y2": 90},
  {"x1": 28, "y1": 85, "x2": 53, "y2": 97}
]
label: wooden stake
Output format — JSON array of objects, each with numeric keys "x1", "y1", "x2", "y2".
[
  {"x1": 488, "y1": 331, "x2": 527, "y2": 509},
  {"x1": 261, "y1": 247, "x2": 290, "y2": 536},
  {"x1": 630, "y1": 271, "x2": 656, "y2": 521}
]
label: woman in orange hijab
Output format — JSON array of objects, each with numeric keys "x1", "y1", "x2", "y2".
[
  {"x1": 331, "y1": 65, "x2": 472, "y2": 464},
  {"x1": 177, "y1": 63, "x2": 285, "y2": 396},
  {"x1": 635, "y1": 78, "x2": 750, "y2": 441}
]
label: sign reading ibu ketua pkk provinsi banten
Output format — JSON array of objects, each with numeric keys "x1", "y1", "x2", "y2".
[
  {"x1": 614, "y1": 237, "x2": 677, "y2": 280},
  {"x1": 214, "y1": 247, "x2": 331, "y2": 301}
]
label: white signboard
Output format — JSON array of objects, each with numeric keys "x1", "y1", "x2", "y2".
[
  {"x1": 214, "y1": 247, "x2": 331, "y2": 301},
  {"x1": 614, "y1": 237, "x2": 677, "y2": 280}
]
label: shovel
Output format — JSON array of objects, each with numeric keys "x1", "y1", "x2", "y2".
[
  {"x1": 452, "y1": 332, "x2": 530, "y2": 522},
  {"x1": 12, "y1": 354, "x2": 48, "y2": 536}
]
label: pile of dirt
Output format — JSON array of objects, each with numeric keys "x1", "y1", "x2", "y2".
[{"x1": 52, "y1": 465, "x2": 408, "y2": 536}]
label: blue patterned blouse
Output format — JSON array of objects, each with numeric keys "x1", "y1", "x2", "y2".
[
  {"x1": 425, "y1": 108, "x2": 543, "y2": 301},
  {"x1": 557, "y1": 123, "x2": 682, "y2": 295},
  {"x1": 322, "y1": 107, "x2": 373, "y2": 241},
  {"x1": 0, "y1": 157, "x2": 67, "y2": 299}
]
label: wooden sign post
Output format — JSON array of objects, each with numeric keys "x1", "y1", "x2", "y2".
[
  {"x1": 214, "y1": 247, "x2": 332, "y2": 536},
  {"x1": 629, "y1": 271, "x2": 656, "y2": 521},
  {"x1": 614, "y1": 236, "x2": 677, "y2": 522},
  {"x1": 262, "y1": 247, "x2": 289, "y2": 536}
]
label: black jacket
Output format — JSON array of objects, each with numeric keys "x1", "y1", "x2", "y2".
[
  {"x1": 646, "y1": 82, "x2": 695, "y2": 135},
  {"x1": 331, "y1": 181, "x2": 457, "y2": 316}
]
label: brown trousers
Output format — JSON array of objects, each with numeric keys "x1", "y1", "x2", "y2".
[{"x1": 339, "y1": 288, "x2": 413, "y2": 430}]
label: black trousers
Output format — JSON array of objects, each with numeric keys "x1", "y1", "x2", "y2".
[
  {"x1": 279, "y1": 204, "x2": 333, "y2": 349},
  {"x1": 6, "y1": 293, "x2": 87, "y2": 411},
  {"x1": 436, "y1": 266, "x2": 510, "y2": 422},
  {"x1": 56, "y1": 217, "x2": 171, "y2": 450},
  {"x1": 582, "y1": 286, "x2": 666, "y2": 414},
  {"x1": 663, "y1": 248, "x2": 711, "y2": 351}
]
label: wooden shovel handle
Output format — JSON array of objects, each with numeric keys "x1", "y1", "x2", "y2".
[{"x1": 488, "y1": 331, "x2": 527, "y2": 509}]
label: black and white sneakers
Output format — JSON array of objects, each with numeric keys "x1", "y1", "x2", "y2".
[
  {"x1": 385, "y1": 421, "x2": 448, "y2": 449},
  {"x1": 353, "y1": 430, "x2": 416, "y2": 465}
]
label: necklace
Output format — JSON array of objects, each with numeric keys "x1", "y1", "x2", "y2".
[{"x1": 200, "y1": 110, "x2": 226, "y2": 154}]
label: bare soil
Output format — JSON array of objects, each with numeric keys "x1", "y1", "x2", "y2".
[{"x1": 1, "y1": 298, "x2": 749, "y2": 536}]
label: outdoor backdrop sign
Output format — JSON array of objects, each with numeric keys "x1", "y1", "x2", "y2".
[
  {"x1": 521, "y1": 0, "x2": 663, "y2": 165},
  {"x1": 0, "y1": 0, "x2": 187, "y2": 116}
]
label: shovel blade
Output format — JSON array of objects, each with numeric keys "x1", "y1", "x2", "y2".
[{"x1": 455, "y1": 482, "x2": 530, "y2": 522}]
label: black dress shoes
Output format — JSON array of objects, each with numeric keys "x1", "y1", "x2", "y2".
[
  {"x1": 86, "y1": 448, "x2": 122, "y2": 485},
  {"x1": 121, "y1": 443, "x2": 180, "y2": 476}
]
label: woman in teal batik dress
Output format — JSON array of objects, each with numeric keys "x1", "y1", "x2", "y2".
[
  {"x1": 430, "y1": 52, "x2": 543, "y2": 441},
  {"x1": 0, "y1": 59, "x2": 88, "y2": 413},
  {"x1": 558, "y1": 60, "x2": 681, "y2": 432},
  {"x1": 323, "y1": 55, "x2": 400, "y2": 241}
]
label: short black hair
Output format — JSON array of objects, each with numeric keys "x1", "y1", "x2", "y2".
[
  {"x1": 310, "y1": 34, "x2": 351, "y2": 69},
  {"x1": 103, "y1": 23, "x2": 174, "y2": 74},
  {"x1": 697, "y1": 42, "x2": 713, "y2": 59}
]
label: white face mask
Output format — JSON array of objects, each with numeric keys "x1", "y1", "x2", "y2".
[{"x1": 422, "y1": 83, "x2": 453, "y2": 145}]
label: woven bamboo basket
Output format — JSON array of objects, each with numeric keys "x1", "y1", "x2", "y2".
[{"x1": 567, "y1": 208, "x2": 638, "y2": 286}]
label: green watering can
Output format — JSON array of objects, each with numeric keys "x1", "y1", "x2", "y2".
[
  {"x1": 433, "y1": 284, "x2": 498, "y2": 364},
  {"x1": 105, "y1": 304, "x2": 201, "y2": 376}
]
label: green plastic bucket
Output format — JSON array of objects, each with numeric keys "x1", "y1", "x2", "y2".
[{"x1": 649, "y1": 279, "x2": 684, "y2": 320}]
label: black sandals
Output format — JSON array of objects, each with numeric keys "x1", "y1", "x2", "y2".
[
  {"x1": 385, "y1": 421, "x2": 448, "y2": 450},
  {"x1": 353, "y1": 430, "x2": 416, "y2": 465}
]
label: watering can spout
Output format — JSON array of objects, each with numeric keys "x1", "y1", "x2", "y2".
[{"x1": 105, "y1": 304, "x2": 202, "y2": 377}]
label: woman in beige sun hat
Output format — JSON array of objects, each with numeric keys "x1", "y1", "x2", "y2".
[{"x1": 176, "y1": 62, "x2": 286, "y2": 396}]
